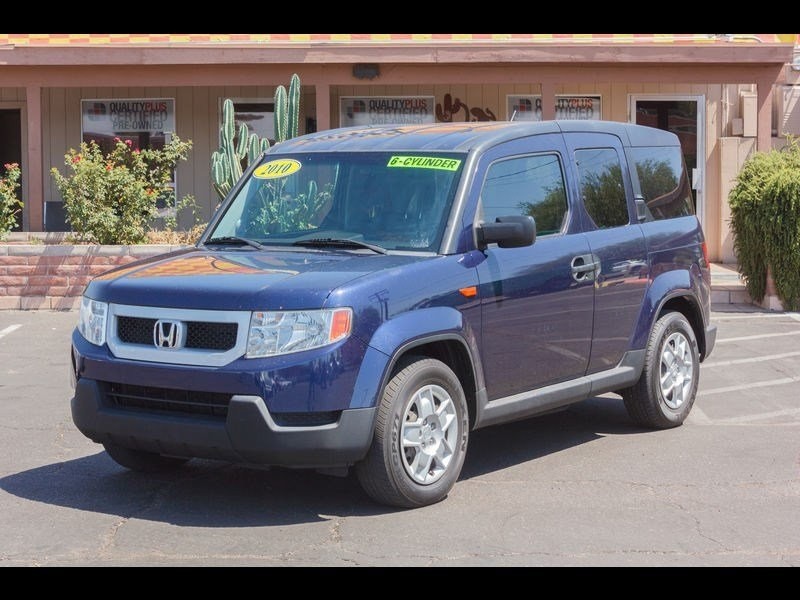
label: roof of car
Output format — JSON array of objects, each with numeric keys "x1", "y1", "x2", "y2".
[{"x1": 271, "y1": 120, "x2": 679, "y2": 154}]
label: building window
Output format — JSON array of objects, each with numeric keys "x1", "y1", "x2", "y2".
[
  {"x1": 506, "y1": 95, "x2": 602, "y2": 121},
  {"x1": 81, "y1": 98, "x2": 177, "y2": 214},
  {"x1": 81, "y1": 98, "x2": 175, "y2": 154},
  {"x1": 225, "y1": 99, "x2": 275, "y2": 145}
]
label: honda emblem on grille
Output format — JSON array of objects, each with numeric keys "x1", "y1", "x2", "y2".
[{"x1": 154, "y1": 319, "x2": 184, "y2": 349}]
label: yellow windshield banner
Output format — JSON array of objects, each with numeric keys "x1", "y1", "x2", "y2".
[
  {"x1": 253, "y1": 158, "x2": 302, "y2": 179},
  {"x1": 387, "y1": 156, "x2": 461, "y2": 171}
]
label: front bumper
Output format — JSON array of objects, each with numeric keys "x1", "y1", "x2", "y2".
[{"x1": 72, "y1": 378, "x2": 377, "y2": 468}]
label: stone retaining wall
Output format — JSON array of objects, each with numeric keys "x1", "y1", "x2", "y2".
[{"x1": 0, "y1": 245, "x2": 182, "y2": 310}]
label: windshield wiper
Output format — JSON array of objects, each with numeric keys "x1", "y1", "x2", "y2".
[
  {"x1": 202, "y1": 236, "x2": 265, "y2": 250},
  {"x1": 292, "y1": 238, "x2": 388, "y2": 255}
]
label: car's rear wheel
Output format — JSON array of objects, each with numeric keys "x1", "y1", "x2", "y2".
[
  {"x1": 356, "y1": 356, "x2": 469, "y2": 508},
  {"x1": 103, "y1": 442, "x2": 189, "y2": 472},
  {"x1": 622, "y1": 310, "x2": 700, "y2": 429}
]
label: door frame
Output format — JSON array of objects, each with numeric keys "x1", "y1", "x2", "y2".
[
  {"x1": 628, "y1": 94, "x2": 706, "y2": 225},
  {"x1": 0, "y1": 102, "x2": 28, "y2": 229}
]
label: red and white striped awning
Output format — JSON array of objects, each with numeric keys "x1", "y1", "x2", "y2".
[{"x1": 0, "y1": 33, "x2": 796, "y2": 46}]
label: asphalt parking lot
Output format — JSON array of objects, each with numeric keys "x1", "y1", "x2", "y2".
[{"x1": 0, "y1": 305, "x2": 798, "y2": 566}]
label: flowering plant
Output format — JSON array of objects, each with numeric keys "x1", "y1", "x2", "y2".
[
  {"x1": 51, "y1": 136, "x2": 194, "y2": 244},
  {"x1": 0, "y1": 162, "x2": 22, "y2": 240}
]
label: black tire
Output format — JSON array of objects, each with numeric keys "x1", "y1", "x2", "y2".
[
  {"x1": 356, "y1": 356, "x2": 469, "y2": 508},
  {"x1": 103, "y1": 442, "x2": 189, "y2": 472},
  {"x1": 622, "y1": 310, "x2": 700, "y2": 429}
]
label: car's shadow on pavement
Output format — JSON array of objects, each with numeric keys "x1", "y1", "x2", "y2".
[{"x1": 0, "y1": 395, "x2": 644, "y2": 527}]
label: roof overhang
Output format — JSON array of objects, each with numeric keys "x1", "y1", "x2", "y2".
[{"x1": 0, "y1": 37, "x2": 794, "y2": 67}]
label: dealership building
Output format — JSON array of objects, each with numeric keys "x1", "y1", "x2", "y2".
[{"x1": 0, "y1": 33, "x2": 798, "y2": 262}]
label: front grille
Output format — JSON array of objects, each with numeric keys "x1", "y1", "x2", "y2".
[
  {"x1": 117, "y1": 316, "x2": 155, "y2": 345},
  {"x1": 106, "y1": 382, "x2": 231, "y2": 419},
  {"x1": 271, "y1": 411, "x2": 341, "y2": 427},
  {"x1": 185, "y1": 321, "x2": 237, "y2": 350},
  {"x1": 116, "y1": 316, "x2": 238, "y2": 351}
]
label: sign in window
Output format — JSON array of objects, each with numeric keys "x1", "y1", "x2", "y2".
[
  {"x1": 81, "y1": 98, "x2": 175, "y2": 153},
  {"x1": 507, "y1": 95, "x2": 602, "y2": 121},
  {"x1": 340, "y1": 96, "x2": 435, "y2": 127}
]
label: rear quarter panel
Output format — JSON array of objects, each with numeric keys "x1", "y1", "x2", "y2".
[{"x1": 633, "y1": 215, "x2": 711, "y2": 350}]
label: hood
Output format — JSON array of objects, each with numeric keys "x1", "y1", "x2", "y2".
[{"x1": 85, "y1": 247, "x2": 430, "y2": 310}]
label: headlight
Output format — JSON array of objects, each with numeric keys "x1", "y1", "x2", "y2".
[
  {"x1": 246, "y1": 308, "x2": 352, "y2": 358},
  {"x1": 78, "y1": 297, "x2": 108, "y2": 346}
]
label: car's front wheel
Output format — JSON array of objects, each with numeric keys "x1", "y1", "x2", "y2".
[{"x1": 356, "y1": 356, "x2": 469, "y2": 508}]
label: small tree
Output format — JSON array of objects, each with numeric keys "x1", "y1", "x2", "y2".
[
  {"x1": 0, "y1": 162, "x2": 22, "y2": 240},
  {"x1": 51, "y1": 137, "x2": 193, "y2": 244},
  {"x1": 729, "y1": 137, "x2": 800, "y2": 310}
]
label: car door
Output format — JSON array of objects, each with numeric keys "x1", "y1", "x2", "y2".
[
  {"x1": 471, "y1": 134, "x2": 594, "y2": 400},
  {"x1": 563, "y1": 132, "x2": 648, "y2": 374}
]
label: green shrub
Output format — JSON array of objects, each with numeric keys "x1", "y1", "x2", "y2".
[
  {"x1": 729, "y1": 137, "x2": 800, "y2": 310},
  {"x1": 0, "y1": 162, "x2": 22, "y2": 240},
  {"x1": 51, "y1": 137, "x2": 193, "y2": 244}
]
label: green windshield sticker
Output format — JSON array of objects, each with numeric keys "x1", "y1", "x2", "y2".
[{"x1": 387, "y1": 156, "x2": 461, "y2": 171}]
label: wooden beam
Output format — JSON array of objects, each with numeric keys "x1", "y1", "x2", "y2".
[
  {"x1": 315, "y1": 83, "x2": 331, "y2": 131},
  {"x1": 0, "y1": 43, "x2": 793, "y2": 67},
  {"x1": 24, "y1": 85, "x2": 42, "y2": 231},
  {"x1": 0, "y1": 63, "x2": 787, "y2": 89},
  {"x1": 756, "y1": 77, "x2": 774, "y2": 152}
]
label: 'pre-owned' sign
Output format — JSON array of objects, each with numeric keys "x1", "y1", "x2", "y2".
[
  {"x1": 81, "y1": 98, "x2": 175, "y2": 134},
  {"x1": 340, "y1": 96, "x2": 435, "y2": 127}
]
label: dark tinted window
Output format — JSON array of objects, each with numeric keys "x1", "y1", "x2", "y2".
[
  {"x1": 630, "y1": 146, "x2": 694, "y2": 220},
  {"x1": 575, "y1": 148, "x2": 629, "y2": 229},
  {"x1": 480, "y1": 154, "x2": 567, "y2": 235}
]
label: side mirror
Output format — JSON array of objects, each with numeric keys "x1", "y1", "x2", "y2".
[{"x1": 476, "y1": 215, "x2": 536, "y2": 250}]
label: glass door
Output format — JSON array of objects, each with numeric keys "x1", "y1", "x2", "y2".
[{"x1": 630, "y1": 96, "x2": 705, "y2": 223}]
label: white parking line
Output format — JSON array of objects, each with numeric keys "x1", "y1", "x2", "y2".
[
  {"x1": 0, "y1": 324, "x2": 22, "y2": 340},
  {"x1": 789, "y1": 312, "x2": 800, "y2": 322},
  {"x1": 715, "y1": 330, "x2": 800, "y2": 343},
  {"x1": 717, "y1": 407, "x2": 800, "y2": 424},
  {"x1": 703, "y1": 351, "x2": 800, "y2": 368},
  {"x1": 687, "y1": 405, "x2": 713, "y2": 425},
  {"x1": 698, "y1": 376, "x2": 800, "y2": 397},
  {"x1": 713, "y1": 313, "x2": 797, "y2": 321}
]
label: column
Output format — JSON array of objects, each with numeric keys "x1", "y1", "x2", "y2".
[
  {"x1": 756, "y1": 78, "x2": 773, "y2": 152},
  {"x1": 540, "y1": 80, "x2": 556, "y2": 120},
  {"x1": 25, "y1": 85, "x2": 43, "y2": 231},
  {"x1": 315, "y1": 83, "x2": 331, "y2": 131}
]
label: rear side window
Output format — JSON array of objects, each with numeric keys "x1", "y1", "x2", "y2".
[
  {"x1": 629, "y1": 146, "x2": 694, "y2": 220},
  {"x1": 575, "y1": 148, "x2": 630, "y2": 229},
  {"x1": 480, "y1": 154, "x2": 568, "y2": 236}
]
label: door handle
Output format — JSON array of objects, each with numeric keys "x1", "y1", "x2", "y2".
[{"x1": 571, "y1": 254, "x2": 599, "y2": 282}]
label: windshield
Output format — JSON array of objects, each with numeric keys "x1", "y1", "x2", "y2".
[{"x1": 207, "y1": 151, "x2": 465, "y2": 252}]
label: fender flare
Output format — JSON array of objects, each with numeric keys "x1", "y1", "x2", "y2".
[
  {"x1": 348, "y1": 307, "x2": 484, "y2": 411},
  {"x1": 633, "y1": 269, "x2": 703, "y2": 351}
]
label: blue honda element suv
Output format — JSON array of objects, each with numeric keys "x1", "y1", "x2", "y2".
[{"x1": 70, "y1": 121, "x2": 716, "y2": 507}]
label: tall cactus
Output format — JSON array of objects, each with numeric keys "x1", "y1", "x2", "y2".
[
  {"x1": 274, "y1": 73, "x2": 301, "y2": 143},
  {"x1": 211, "y1": 98, "x2": 271, "y2": 201},
  {"x1": 211, "y1": 74, "x2": 302, "y2": 201}
]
